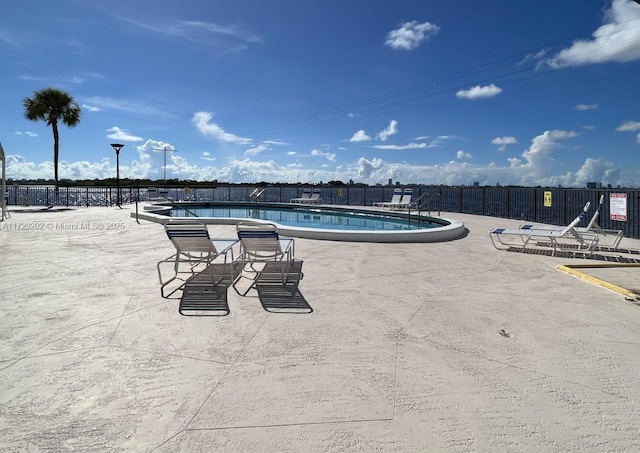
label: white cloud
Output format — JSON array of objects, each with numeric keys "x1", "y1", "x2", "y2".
[
  {"x1": 457, "y1": 150, "x2": 472, "y2": 160},
  {"x1": 106, "y1": 126, "x2": 143, "y2": 142},
  {"x1": 200, "y1": 150, "x2": 215, "y2": 162},
  {"x1": 491, "y1": 136, "x2": 517, "y2": 151},
  {"x1": 192, "y1": 111, "x2": 252, "y2": 144},
  {"x1": 349, "y1": 130, "x2": 371, "y2": 142},
  {"x1": 543, "y1": 0, "x2": 640, "y2": 68},
  {"x1": 263, "y1": 140, "x2": 289, "y2": 145},
  {"x1": 311, "y1": 149, "x2": 336, "y2": 162},
  {"x1": 119, "y1": 17, "x2": 262, "y2": 53},
  {"x1": 245, "y1": 144, "x2": 268, "y2": 156},
  {"x1": 83, "y1": 96, "x2": 170, "y2": 116},
  {"x1": 15, "y1": 131, "x2": 37, "y2": 137},
  {"x1": 616, "y1": 120, "x2": 640, "y2": 132},
  {"x1": 377, "y1": 120, "x2": 399, "y2": 141},
  {"x1": 373, "y1": 142, "x2": 436, "y2": 150},
  {"x1": 456, "y1": 84, "x2": 503, "y2": 100},
  {"x1": 512, "y1": 130, "x2": 578, "y2": 184},
  {"x1": 575, "y1": 104, "x2": 598, "y2": 111},
  {"x1": 82, "y1": 104, "x2": 101, "y2": 112},
  {"x1": 7, "y1": 126, "x2": 640, "y2": 187},
  {"x1": 385, "y1": 21, "x2": 440, "y2": 50},
  {"x1": 287, "y1": 151, "x2": 297, "y2": 156}
]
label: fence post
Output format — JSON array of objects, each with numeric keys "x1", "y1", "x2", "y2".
[
  {"x1": 482, "y1": 187, "x2": 486, "y2": 215},
  {"x1": 563, "y1": 189, "x2": 567, "y2": 226}
]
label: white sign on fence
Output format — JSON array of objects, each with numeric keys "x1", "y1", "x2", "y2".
[{"x1": 610, "y1": 193, "x2": 627, "y2": 221}]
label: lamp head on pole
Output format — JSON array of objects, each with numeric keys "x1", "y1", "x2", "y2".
[{"x1": 110, "y1": 143, "x2": 125, "y2": 155}]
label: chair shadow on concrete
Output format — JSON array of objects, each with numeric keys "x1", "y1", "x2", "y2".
[
  {"x1": 177, "y1": 264, "x2": 236, "y2": 316},
  {"x1": 256, "y1": 285, "x2": 313, "y2": 314},
  {"x1": 506, "y1": 246, "x2": 640, "y2": 263}
]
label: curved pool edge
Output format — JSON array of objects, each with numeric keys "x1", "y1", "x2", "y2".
[{"x1": 131, "y1": 203, "x2": 467, "y2": 243}]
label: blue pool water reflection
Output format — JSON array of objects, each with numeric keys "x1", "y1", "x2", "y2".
[{"x1": 168, "y1": 205, "x2": 440, "y2": 231}]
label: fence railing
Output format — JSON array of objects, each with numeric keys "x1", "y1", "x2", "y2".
[{"x1": 5, "y1": 184, "x2": 640, "y2": 239}]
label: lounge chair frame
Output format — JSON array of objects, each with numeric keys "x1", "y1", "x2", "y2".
[
  {"x1": 157, "y1": 220, "x2": 237, "y2": 298},
  {"x1": 232, "y1": 222, "x2": 298, "y2": 296},
  {"x1": 290, "y1": 188, "x2": 312, "y2": 203},
  {"x1": 490, "y1": 212, "x2": 600, "y2": 256},
  {"x1": 374, "y1": 188, "x2": 403, "y2": 210},
  {"x1": 519, "y1": 197, "x2": 624, "y2": 249}
]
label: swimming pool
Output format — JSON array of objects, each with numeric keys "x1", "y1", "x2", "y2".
[{"x1": 135, "y1": 202, "x2": 466, "y2": 243}]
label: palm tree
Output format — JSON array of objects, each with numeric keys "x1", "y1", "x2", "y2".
[{"x1": 23, "y1": 88, "x2": 81, "y2": 204}]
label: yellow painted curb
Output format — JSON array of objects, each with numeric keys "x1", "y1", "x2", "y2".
[{"x1": 557, "y1": 264, "x2": 640, "y2": 301}]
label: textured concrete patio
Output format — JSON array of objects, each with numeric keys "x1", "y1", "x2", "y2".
[{"x1": 1, "y1": 205, "x2": 639, "y2": 452}]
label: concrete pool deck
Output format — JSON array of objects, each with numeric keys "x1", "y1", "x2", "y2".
[{"x1": 1, "y1": 205, "x2": 640, "y2": 452}]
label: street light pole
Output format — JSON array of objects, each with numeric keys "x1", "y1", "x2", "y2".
[
  {"x1": 153, "y1": 146, "x2": 179, "y2": 186},
  {"x1": 110, "y1": 143, "x2": 124, "y2": 207}
]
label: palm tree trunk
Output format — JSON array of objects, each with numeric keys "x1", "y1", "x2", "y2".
[{"x1": 52, "y1": 120, "x2": 59, "y2": 205}]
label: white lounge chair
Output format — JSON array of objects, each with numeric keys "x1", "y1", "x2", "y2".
[
  {"x1": 299, "y1": 188, "x2": 322, "y2": 204},
  {"x1": 489, "y1": 211, "x2": 600, "y2": 256},
  {"x1": 290, "y1": 188, "x2": 312, "y2": 203},
  {"x1": 374, "y1": 188, "x2": 403, "y2": 209},
  {"x1": 519, "y1": 197, "x2": 624, "y2": 249},
  {"x1": 392, "y1": 188, "x2": 416, "y2": 210},
  {"x1": 233, "y1": 222, "x2": 299, "y2": 296},
  {"x1": 157, "y1": 220, "x2": 238, "y2": 298}
]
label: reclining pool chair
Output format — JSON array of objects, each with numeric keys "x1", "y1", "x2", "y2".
[
  {"x1": 299, "y1": 188, "x2": 322, "y2": 204},
  {"x1": 233, "y1": 222, "x2": 299, "y2": 296},
  {"x1": 290, "y1": 188, "x2": 312, "y2": 203},
  {"x1": 393, "y1": 188, "x2": 416, "y2": 210},
  {"x1": 157, "y1": 220, "x2": 238, "y2": 298},
  {"x1": 374, "y1": 188, "x2": 403, "y2": 209},
  {"x1": 489, "y1": 209, "x2": 599, "y2": 256},
  {"x1": 519, "y1": 197, "x2": 624, "y2": 249}
]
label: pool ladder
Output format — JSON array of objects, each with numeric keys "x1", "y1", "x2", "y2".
[{"x1": 407, "y1": 192, "x2": 441, "y2": 223}]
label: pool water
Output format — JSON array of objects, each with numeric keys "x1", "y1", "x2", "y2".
[{"x1": 168, "y1": 206, "x2": 438, "y2": 231}]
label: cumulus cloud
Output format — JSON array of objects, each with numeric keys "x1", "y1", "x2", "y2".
[
  {"x1": 457, "y1": 150, "x2": 472, "y2": 160},
  {"x1": 542, "y1": 0, "x2": 640, "y2": 68},
  {"x1": 385, "y1": 21, "x2": 440, "y2": 50},
  {"x1": 616, "y1": 120, "x2": 640, "y2": 132},
  {"x1": 356, "y1": 157, "x2": 385, "y2": 179},
  {"x1": 311, "y1": 149, "x2": 336, "y2": 162},
  {"x1": 6, "y1": 126, "x2": 639, "y2": 187},
  {"x1": 491, "y1": 136, "x2": 517, "y2": 151},
  {"x1": 349, "y1": 130, "x2": 371, "y2": 142},
  {"x1": 575, "y1": 103, "x2": 598, "y2": 111},
  {"x1": 456, "y1": 84, "x2": 502, "y2": 100},
  {"x1": 377, "y1": 120, "x2": 398, "y2": 141},
  {"x1": 511, "y1": 130, "x2": 578, "y2": 184},
  {"x1": 192, "y1": 111, "x2": 252, "y2": 144},
  {"x1": 106, "y1": 126, "x2": 143, "y2": 142}
]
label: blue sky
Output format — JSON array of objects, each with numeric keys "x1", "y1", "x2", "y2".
[{"x1": 2, "y1": 0, "x2": 640, "y2": 186}]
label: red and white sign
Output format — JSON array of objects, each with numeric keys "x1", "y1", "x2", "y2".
[{"x1": 610, "y1": 193, "x2": 627, "y2": 221}]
